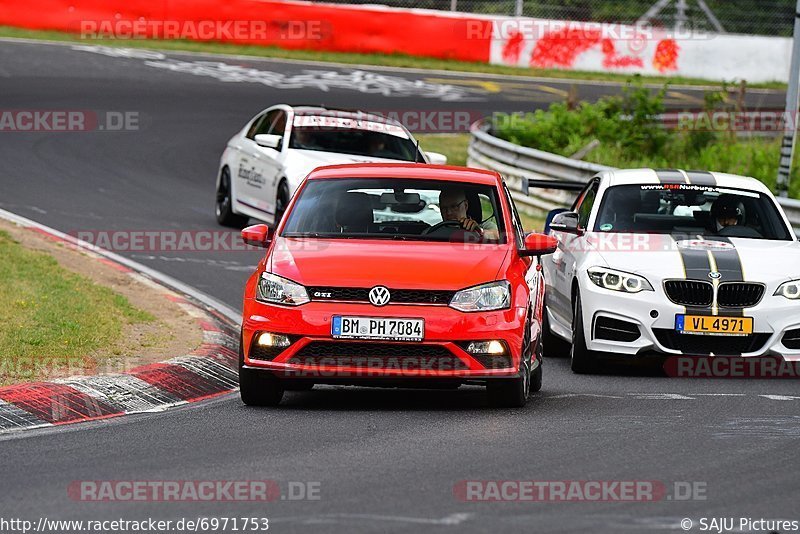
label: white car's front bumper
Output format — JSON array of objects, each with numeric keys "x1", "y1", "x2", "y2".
[{"x1": 578, "y1": 272, "x2": 800, "y2": 361}]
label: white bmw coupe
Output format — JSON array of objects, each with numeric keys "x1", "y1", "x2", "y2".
[{"x1": 541, "y1": 168, "x2": 800, "y2": 372}]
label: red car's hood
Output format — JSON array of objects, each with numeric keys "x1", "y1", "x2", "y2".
[{"x1": 268, "y1": 238, "x2": 509, "y2": 290}]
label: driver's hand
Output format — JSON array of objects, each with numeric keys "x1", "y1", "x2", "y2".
[{"x1": 459, "y1": 217, "x2": 482, "y2": 233}]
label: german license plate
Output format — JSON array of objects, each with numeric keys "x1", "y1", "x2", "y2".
[
  {"x1": 332, "y1": 316, "x2": 424, "y2": 341},
  {"x1": 675, "y1": 314, "x2": 753, "y2": 336}
]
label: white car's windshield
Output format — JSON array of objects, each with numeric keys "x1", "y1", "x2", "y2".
[
  {"x1": 594, "y1": 184, "x2": 792, "y2": 240},
  {"x1": 282, "y1": 178, "x2": 506, "y2": 243},
  {"x1": 289, "y1": 127, "x2": 421, "y2": 161}
]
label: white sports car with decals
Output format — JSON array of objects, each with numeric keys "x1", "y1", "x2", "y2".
[
  {"x1": 215, "y1": 104, "x2": 447, "y2": 227},
  {"x1": 540, "y1": 168, "x2": 800, "y2": 372}
]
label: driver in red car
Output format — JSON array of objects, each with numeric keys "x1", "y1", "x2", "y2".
[{"x1": 438, "y1": 187, "x2": 499, "y2": 240}]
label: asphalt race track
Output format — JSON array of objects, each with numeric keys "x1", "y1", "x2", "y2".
[{"x1": 0, "y1": 39, "x2": 798, "y2": 533}]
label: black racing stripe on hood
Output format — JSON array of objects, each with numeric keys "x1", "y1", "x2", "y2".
[
  {"x1": 685, "y1": 170, "x2": 716, "y2": 186},
  {"x1": 708, "y1": 236, "x2": 744, "y2": 282},
  {"x1": 671, "y1": 234, "x2": 713, "y2": 316},
  {"x1": 674, "y1": 238, "x2": 713, "y2": 280},
  {"x1": 709, "y1": 236, "x2": 745, "y2": 317},
  {"x1": 655, "y1": 169, "x2": 686, "y2": 184}
]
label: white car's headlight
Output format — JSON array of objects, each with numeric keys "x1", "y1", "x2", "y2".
[
  {"x1": 588, "y1": 267, "x2": 653, "y2": 294},
  {"x1": 774, "y1": 280, "x2": 800, "y2": 300},
  {"x1": 256, "y1": 272, "x2": 309, "y2": 306},
  {"x1": 450, "y1": 281, "x2": 511, "y2": 312}
]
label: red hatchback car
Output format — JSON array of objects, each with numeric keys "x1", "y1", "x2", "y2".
[{"x1": 238, "y1": 164, "x2": 557, "y2": 407}]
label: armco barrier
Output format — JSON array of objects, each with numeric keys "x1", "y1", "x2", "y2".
[{"x1": 467, "y1": 120, "x2": 800, "y2": 231}]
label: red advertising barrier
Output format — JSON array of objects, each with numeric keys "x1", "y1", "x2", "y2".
[{"x1": 0, "y1": 0, "x2": 492, "y2": 63}]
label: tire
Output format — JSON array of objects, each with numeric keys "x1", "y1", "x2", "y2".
[
  {"x1": 542, "y1": 301, "x2": 570, "y2": 359},
  {"x1": 238, "y1": 335, "x2": 284, "y2": 406},
  {"x1": 273, "y1": 180, "x2": 290, "y2": 228},
  {"x1": 570, "y1": 291, "x2": 598, "y2": 374},
  {"x1": 216, "y1": 167, "x2": 249, "y2": 228},
  {"x1": 487, "y1": 319, "x2": 533, "y2": 408},
  {"x1": 282, "y1": 380, "x2": 314, "y2": 391},
  {"x1": 530, "y1": 340, "x2": 543, "y2": 393}
]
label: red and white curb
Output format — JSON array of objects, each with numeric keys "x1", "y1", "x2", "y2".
[{"x1": 0, "y1": 208, "x2": 242, "y2": 435}]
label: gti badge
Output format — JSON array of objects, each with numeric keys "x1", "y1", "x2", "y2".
[
  {"x1": 708, "y1": 271, "x2": 722, "y2": 280},
  {"x1": 368, "y1": 286, "x2": 391, "y2": 307}
]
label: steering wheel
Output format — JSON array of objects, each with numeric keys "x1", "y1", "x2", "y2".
[{"x1": 422, "y1": 220, "x2": 467, "y2": 235}]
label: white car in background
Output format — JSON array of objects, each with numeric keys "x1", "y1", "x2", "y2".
[
  {"x1": 541, "y1": 168, "x2": 800, "y2": 373},
  {"x1": 214, "y1": 104, "x2": 446, "y2": 227}
]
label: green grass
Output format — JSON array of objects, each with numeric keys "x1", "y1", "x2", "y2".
[
  {"x1": 0, "y1": 25, "x2": 785, "y2": 89},
  {"x1": 0, "y1": 231, "x2": 154, "y2": 384},
  {"x1": 415, "y1": 134, "x2": 470, "y2": 167}
]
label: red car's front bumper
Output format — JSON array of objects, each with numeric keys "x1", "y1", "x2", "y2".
[{"x1": 242, "y1": 299, "x2": 531, "y2": 380}]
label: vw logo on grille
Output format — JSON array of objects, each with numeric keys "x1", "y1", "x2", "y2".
[
  {"x1": 368, "y1": 286, "x2": 391, "y2": 307},
  {"x1": 708, "y1": 271, "x2": 722, "y2": 280}
]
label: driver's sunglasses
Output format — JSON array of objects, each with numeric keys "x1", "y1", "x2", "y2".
[{"x1": 440, "y1": 199, "x2": 467, "y2": 212}]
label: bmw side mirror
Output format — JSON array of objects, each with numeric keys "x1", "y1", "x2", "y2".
[
  {"x1": 241, "y1": 224, "x2": 273, "y2": 248},
  {"x1": 549, "y1": 211, "x2": 581, "y2": 235},
  {"x1": 254, "y1": 134, "x2": 282, "y2": 149},
  {"x1": 519, "y1": 233, "x2": 558, "y2": 257},
  {"x1": 544, "y1": 208, "x2": 569, "y2": 233}
]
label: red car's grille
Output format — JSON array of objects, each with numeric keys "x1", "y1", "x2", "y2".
[
  {"x1": 307, "y1": 287, "x2": 455, "y2": 305},
  {"x1": 287, "y1": 342, "x2": 469, "y2": 371}
]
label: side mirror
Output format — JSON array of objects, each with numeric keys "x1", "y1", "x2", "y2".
[
  {"x1": 519, "y1": 233, "x2": 558, "y2": 257},
  {"x1": 241, "y1": 224, "x2": 272, "y2": 248},
  {"x1": 254, "y1": 134, "x2": 282, "y2": 149},
  {"x1": 543, "y1": 208, "x2": 569, "y2": 233},
  {"x1": 424, "y1": 151, "x2": 448, "y2": 165},
  {"x1": 549, "y1": 211, "x2": 581, "y2": 234}
]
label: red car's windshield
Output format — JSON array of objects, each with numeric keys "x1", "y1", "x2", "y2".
[{"x1": 282, "y1": 178, "x2": 507, "y2": 244}]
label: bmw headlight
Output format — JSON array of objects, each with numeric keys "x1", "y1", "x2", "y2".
[
  {"x1": 588, "y1": 267, "x2": 653, "y2": 294},
  {"x1": 256, "y1": 272, "x2": 309, "y2": 306},
  {"x1": 774, "y1": 280, "x2": 800, "y2": 300},
  {"x1": 450, "y1": 281, "x2": 511, "y2": 312}
]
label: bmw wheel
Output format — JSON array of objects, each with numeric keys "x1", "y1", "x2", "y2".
[
  {"x1": 570, "y1": 291, "x2": 598, "y2": 374},
  {"x1": 216, "y1": 167, "x2": 249, "y2": 228},
  {"x1": 274, "y1": 180, "x2": 290, "y2": 228}
]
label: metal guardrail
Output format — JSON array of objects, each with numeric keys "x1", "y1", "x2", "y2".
[{"x1": 467, "y1": 119, "x2": 800, "y2": 231}]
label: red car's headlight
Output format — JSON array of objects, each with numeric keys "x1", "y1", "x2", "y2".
[
  {"x1": 256, "y1": 272, "x2": 310, "y2": 306},
  {"x1": 449, "y1": 281, "x2": 511, "y2": 312}
]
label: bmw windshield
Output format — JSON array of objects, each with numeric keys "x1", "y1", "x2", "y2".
[
  {"x1": 594, "y1": 184, "x2": 793, "y2": 240},
  {"x1": 282, "y1": 178, "x2": 506, "y2": 244},
  {"x1": 289, "y1": 115, "x2": 421, "y2": 161}
]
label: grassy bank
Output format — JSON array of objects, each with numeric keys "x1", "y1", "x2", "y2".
[
  {"x1": 0, "y1": 230, "x2": 154, "y2": 384},
  {"x1": 0, "y1": 25, "x2": 785, "y2": 89}
]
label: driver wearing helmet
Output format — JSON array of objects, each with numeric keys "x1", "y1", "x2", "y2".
[
  {"x1": 438, "y1": 187, "x2": 499, "y2": 240},
  {"x1": 710, "y1": 195, "x2": 745, "y2": 233}
]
